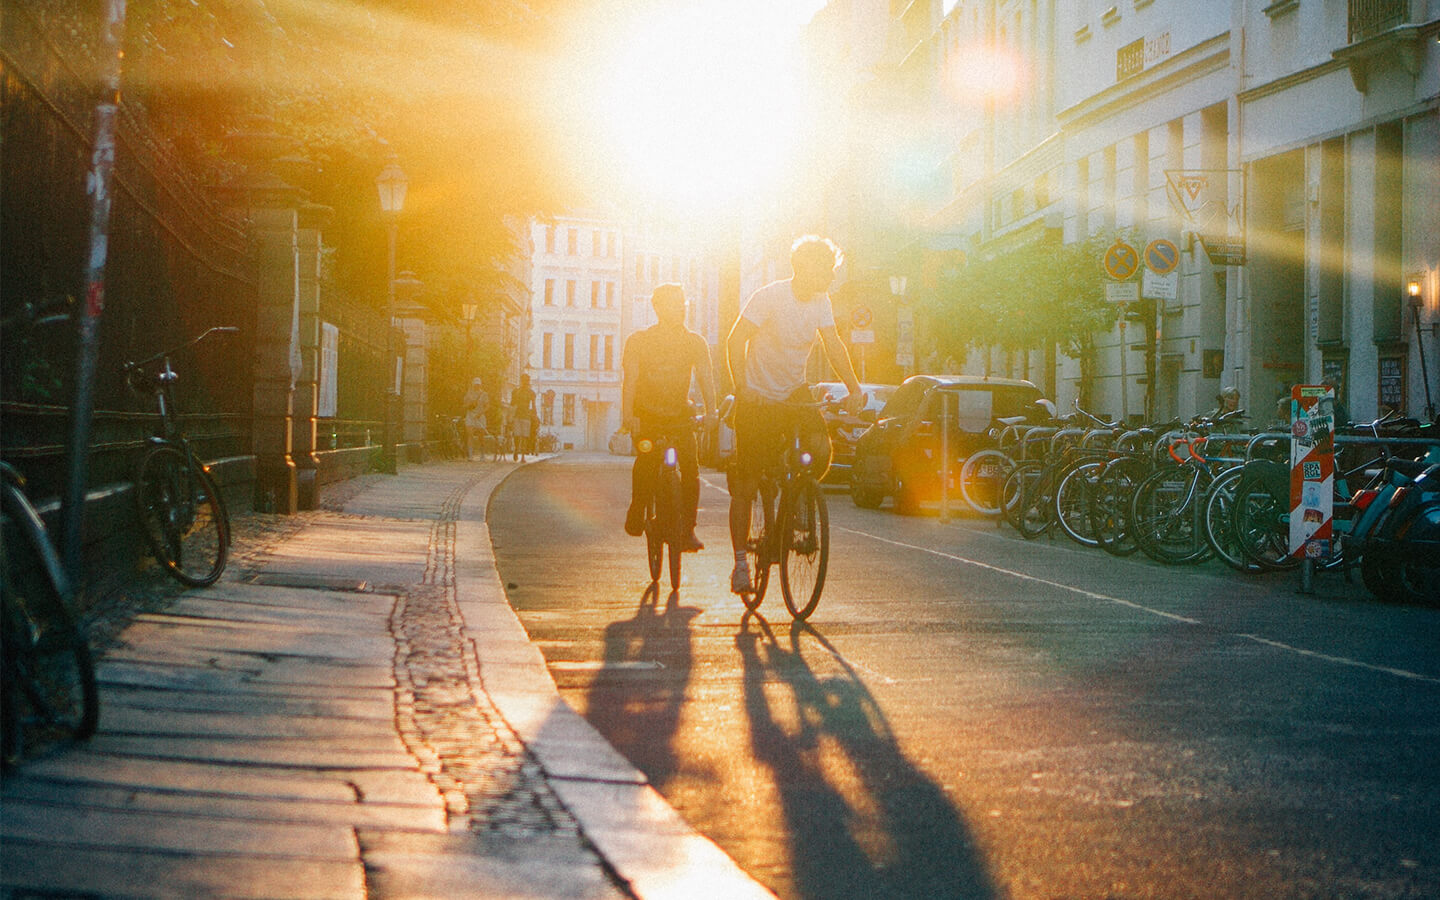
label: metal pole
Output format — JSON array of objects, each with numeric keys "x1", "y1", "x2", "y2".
[
  {"x1": 1119, "y1": 314, "x2": 1130, "y2": 424},
  {"x1": 380, "y1": 220, "x2": 399, "y2": 473},
  {"x1": 61, "y1": 0, "x2": 127, "y2": 586},
  {"x1": 939, "y1": 391, "x2": 951, "y2": 522},
  {"x1": 1414, "y1": 303, "x2": 1435, "y2": 420}
]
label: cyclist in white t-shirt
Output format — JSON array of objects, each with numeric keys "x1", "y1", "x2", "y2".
[{"x1": 725, "y1": 235, "x2": 865, "y2": 594}]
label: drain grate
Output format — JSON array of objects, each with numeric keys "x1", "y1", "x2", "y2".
[{"x1": 246, "y1": 572, "x2": 372, "y2": 592}]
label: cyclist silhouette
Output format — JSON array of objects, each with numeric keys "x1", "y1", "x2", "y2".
[{"x1": 622, "y1": 283, "x2": 716, "y2": 552}]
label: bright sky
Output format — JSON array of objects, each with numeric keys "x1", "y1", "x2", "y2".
[{"x1": 568, "y1": 1, "x2": 832, "y2": 212}]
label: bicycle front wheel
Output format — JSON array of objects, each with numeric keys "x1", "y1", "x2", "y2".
[
  {"x1": 135, "y1": 445, "x2": 229, "y2": 587},
  {"x1": 958, "y1": 450, "x2": 1013, "y2": 517},
  {"x1": 742, "y1": 487, "x2": 773, "y2": 610},
  {"x1": 2, "y1": 486, "x2": 99, "y2": 765},
  {"x1": 779, "y1": 477, "x2": 829, "y2": 621}
]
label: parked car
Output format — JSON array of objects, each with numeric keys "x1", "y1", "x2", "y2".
[
  {"x1": 849, "y1": 375, "x2": 1047, "y2": 514},
  {"x1": 810, "y1": 381, "x2": 898, "y2": 484}
]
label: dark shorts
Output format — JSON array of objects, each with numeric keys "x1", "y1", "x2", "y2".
[{"x1": 729, "y1": 389, "x2": 831, "y2": 486}]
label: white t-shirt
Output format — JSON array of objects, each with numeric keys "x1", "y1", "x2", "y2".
[{"x1": 740, "y1": 279, "x2": 836, "y2": 402}]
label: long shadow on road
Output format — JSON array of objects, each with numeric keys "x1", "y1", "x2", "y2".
[{"x1": 736, "y1": 614, "x2": 996, "y2": 900}]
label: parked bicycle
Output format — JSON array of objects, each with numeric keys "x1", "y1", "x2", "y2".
[
  {"x1": 123, "y1": 327, "x2": 237, "y2": 587},
  {"x1": 738, "y1": 399, "x2": 832, "y2": 621},
  {"x1": 2, "y1": 462, "x2": 100, "y2": 767}
]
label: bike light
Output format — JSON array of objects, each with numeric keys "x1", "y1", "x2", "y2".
[
  {"x1": 800, "y1": 452, "x2": 813, "y2": 467},
  {"x1": 1351, "y1": 489, "x2": 1379, "y2": 512},
  {"x1": 637, "y1": 439, "x2": 653, "y2": 454},
  {"x1": 664, "y1": 447, "x2": 677, "y2": 466},
  {"x1": 1389, "y1": 486, "x2": 1411, "y2": 508}
]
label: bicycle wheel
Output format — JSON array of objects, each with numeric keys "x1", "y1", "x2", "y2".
[
  {"x1": 657, "y1": 466, "x2": 683, "y2": 590},
  {"x1": 1016, "y1": 466, "x2": 1057, "y2": 540},
  {"x1": 134, "y1": 445, "x2": 229, "y2": 587},
  {"x1": 1203, "y1": 466, "x2": 1265, "y2": 573},
  {"x1": 1000, "y1": 461, "x2": 1042, "y2": 532},
  {"x1": 1088, "y1": 457, "x2": 1145, "y2": 557},
  {"x1": 1131, "y1": 465, "x2": 1212, "y2": 564},
  {"x1": 1053, "y1": 460, "x2": 1102, "y2": 547},
  {"x1": 780, "y1": 477, "x2": 829, "y2": 621},
  {"x1": 958, "y1": 450, "x2": 1013, "y2": 517},
  {"x1": 2, "y1": 486, "x2": 99, "y2": 766},
  {"x1": 742, "y1": 486, "x2": 773, "y2": 610},
  {"x1": 1230, "y1": 460, "x2": 1298, "y2": 571},
  {"x1": 644, "y1": 497, "x2": 663, "y2": 584}
]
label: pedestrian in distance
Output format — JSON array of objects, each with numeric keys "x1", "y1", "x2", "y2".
[
  {"x1": 621, "y1": 283, "x2": 717, "y2": 553},
  {"x1": 724, "y1": 235, "x2": 865, "y2": 594},
  {"x1": 510, "y1": 374, "x2": 538, "y2": 462},
  {"x1": 463, "y1": 377, "x2": 490, "y2": 460}
]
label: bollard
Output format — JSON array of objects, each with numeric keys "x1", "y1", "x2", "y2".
[{"x1": 940, "y1": 391, "x2": 951, "y2": 522}]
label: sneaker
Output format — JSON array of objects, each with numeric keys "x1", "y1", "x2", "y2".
[
  {"x1": 730, "y1": 560, "x2": 753, "y2": 594},
  {"x1": 624, "y1": 503, "x2": 647, "y2": 537},
  {"x1": 680, "y1": 529, "x2": 704, "y2": 553}
]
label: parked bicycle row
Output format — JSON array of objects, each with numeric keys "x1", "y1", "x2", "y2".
[{"x1": 850, "y1": 397, "x2": 1440, "y2": 606}]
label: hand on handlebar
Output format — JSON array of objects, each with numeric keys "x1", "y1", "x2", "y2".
[{"x1": 842, "y1": 389, "x2": 866, "y2": 418}]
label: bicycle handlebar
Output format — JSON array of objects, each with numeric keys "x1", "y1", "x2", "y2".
[{"x1": 125, "y1": 326, "x2": 239, "y2": 372}]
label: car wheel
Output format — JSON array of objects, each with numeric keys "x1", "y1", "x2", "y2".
[
  {"x1": 851, "y1": 482, "x2": 884, "y2": 509},
  {"x1": 893, "y1": 473, "x2": 922, "y2": 516}
]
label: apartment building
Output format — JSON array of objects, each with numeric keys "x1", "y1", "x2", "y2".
[{"x1": 819, "y1": 0, "x2": 1439, "y2": 423}]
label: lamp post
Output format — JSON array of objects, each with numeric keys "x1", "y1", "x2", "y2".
[
  {"x1": 375, "y1": 158, "x2": 408, "y2": 473},
  {"x1": 1409, "y1": 275, "x2": 1435, "y2": 420}
]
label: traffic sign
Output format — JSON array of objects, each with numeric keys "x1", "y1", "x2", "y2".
[
  {"x1": 850, "y1": 328, "x2": 875, "y2": 344},
  {"x1": 851, "y1": 305, "x2": 873, "y2": 328},
  {"x1": 1103, "y1": 241, "x2": 1139, "y2": 280},
  {"x1": 1105, "y1": 282, "x2": 1139, "y2": 304},
  {"x1": 1144, "y1": 239, "x2": 1180, "y2": 275}
]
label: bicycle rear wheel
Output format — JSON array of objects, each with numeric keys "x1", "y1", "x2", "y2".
[
  {"x1": 780, "y1": 477, "x2": 828, "y2": 621},
  {"x1": 742, "y1": 487, "x2": 773, "y2": 610},
  {"x1": 135, "y1": 445, "x2": 229, "y2": 587},
  {"x1": 2, "y1": 486, "x2": 98, "y2": 766},
  {"x1": 1230, "y1": 460, "x2": 1298, "y2": 571},
  {"x1": 1203, "y1": 466, "x2": 1265, "y2": 573},
  {"x1": 1131, "y1": 465, "x2": 1212, "y2": 564},
  {"x1": 958, "y1": 450, "x2": 1012, "y2": 517},
  {"x1": 1088, "y1": 457, "x2": 1144, "y2": 557},
  {"x1": 657, "y1": 465, "x2": 683, "y2": 590},
  {"x1": 1053, "y1": 460, "x2": 1102, "y2": 547},
  {"x1": 644, "y1": 499, "x2": 663, "y2": 584}
]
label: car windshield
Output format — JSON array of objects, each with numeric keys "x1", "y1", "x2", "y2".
[{"x1": 939, "y1": 384, "x2": 1044, "y2": 431}]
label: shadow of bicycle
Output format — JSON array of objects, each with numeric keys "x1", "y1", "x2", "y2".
[{"x1": 735, "y1": 613, "x2": 996, "y2": 899}]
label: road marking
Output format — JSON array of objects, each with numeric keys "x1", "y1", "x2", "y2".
[{"x1": 837, "y1": 526, "x2": 1440, "y2": 685}]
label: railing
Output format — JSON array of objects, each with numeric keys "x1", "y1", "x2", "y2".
[
  {"x1": 1348, "y1": 0, "x2": 1408, "y2": 43},
  {"x1": 317, "y1": 418, "x2": 384, "y2": 451}
]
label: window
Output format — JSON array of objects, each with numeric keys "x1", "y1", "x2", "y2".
[
  {"x1": 636, "y1": 257, "x2": 644, "y2": 280},
  {"x1": 544, "y1": 226, "x2": 555, "y2": 254},
  {"x1": 562, "y1": 393, "x2": 576, "y2": 426},
  {"x1": 567, "y1": 228, "x2": 577, "y2": 255},
  {"x1": 542, "y1": 390, "x2": 555, "y2": 426},
  {"x1": 590, "y1": 334, "x2": 600, "y2": 369},
  {"x1": 564, "y1": 333, "x2": 575, "y2": 369},
  {"x1": 605, "y1": 282, "x2": 615, "y2": 308},
  {"x1": 566, "y1": 280, "x2": 576, "y2": 307},
  {"x1": 591, "y1": 281, "x2": 600, "y2": 308},
  {"x1": 542, "y1": 332, "x2": 553, "y2": 369},
  {"x1": 607, "y1": 232, "x2": 616, "y2": 257},
  {"x1": 604, "y1": 334, "x2": 614, "y2": 371},
  {"x1": 649, "y1": 255, "x2": 660, "y2": 280},
  {"x1": 592, "y1": 229, "x2": 602, "y2": 255},
  {"x1": 544, "y1": 279, "x2": 555, "y2": 305}
]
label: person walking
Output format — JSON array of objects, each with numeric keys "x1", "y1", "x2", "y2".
[
  {"x1": 621, "y1": 284, "x2": 717, "y2": 552},
  {"x1": 510, "y1": 374, "x2": 538, "y2": 462},
  {"x1": 725, "y1": 235, "x2": 864, "y2": 594},
  {"x1": 463, "y1": 377, "x2": 490, "y2": 460}
]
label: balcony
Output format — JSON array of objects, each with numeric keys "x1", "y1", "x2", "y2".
[
  {"x1": 1333, "y1": 0, "x2": 1424, "y2": 92},
  {"x1": 1348, "y1": 0, "x2": 1406, "y2": 43}
]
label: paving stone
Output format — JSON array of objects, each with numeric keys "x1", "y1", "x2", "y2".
[
  {"x1": 84, "y1": 734, "x2": 417, "y2": 770},
  {"x1": 10, "y1": 752, "x2": 362, "y2": 802},
  {"x1": 0, "y1": 842, "x2": 366, "y2": 900},
  {"x1": 359, "y1": 830, "x2": 626, "y2": 900}
]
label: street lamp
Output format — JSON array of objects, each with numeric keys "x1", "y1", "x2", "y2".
[
  {"x1": 1408, "y1": 273, "x2": 1436, "y2": 419},
  {"x1": 376, "y1": 157, "x2": 408, "y2": 473}
]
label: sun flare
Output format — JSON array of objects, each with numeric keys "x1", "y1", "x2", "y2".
[{"x1": 585, "y1": 6, "x2": 812, "y2": 209}]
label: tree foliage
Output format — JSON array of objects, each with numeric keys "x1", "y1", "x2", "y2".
[{"x1": 923, "y1": 228, "x2": 1135, "y2": 359}]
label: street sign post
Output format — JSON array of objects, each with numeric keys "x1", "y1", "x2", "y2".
[{"x1": 1289, "y1": 385, "x2": 1336, "y2": 593}]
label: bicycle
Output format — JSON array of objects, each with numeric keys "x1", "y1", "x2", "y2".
[
  {"x1": 2, "y1": 460, "x2": 100, "y2": 767},
  {"x1": 636, "y1": 418, "x2": 700, "y2": 591},
  {"x1": 124, "y1": 327, "x2": 237, "y2": 587},
  {"x1": 738, "y1": 398, "x2": 832, "y2": 621}
]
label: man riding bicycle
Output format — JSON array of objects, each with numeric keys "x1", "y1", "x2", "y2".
[
  {"x1": 725, "y1": 235, "x2": 864, "y2": 594},
  {"x1": 622, "y1": 283, "x2": 717, "y2": 553}
]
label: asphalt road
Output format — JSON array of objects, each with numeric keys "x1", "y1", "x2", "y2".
[{"x1": 488, "y1": 453, "x2": 1440, "y2": 900}]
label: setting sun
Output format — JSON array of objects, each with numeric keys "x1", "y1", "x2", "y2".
[{"x1": 582, "y1": 4, "x2": 816, "y2": 210}]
